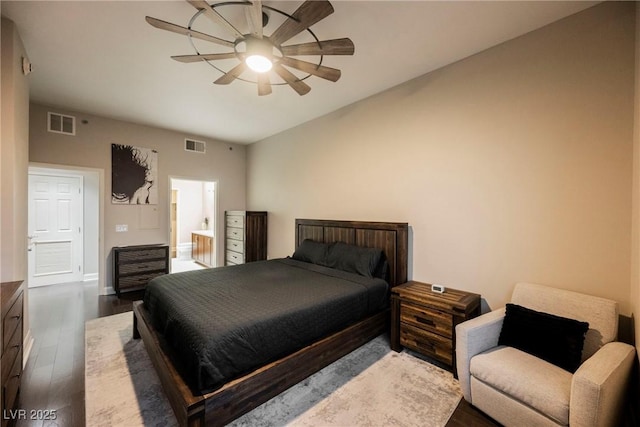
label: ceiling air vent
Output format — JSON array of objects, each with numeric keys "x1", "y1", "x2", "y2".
[
  {"x1": 185, "y1": 139, "x2": 206, "y2": 153},
  {"x1": 48, "y1": 112, "x2": 76, "y2": 135}
]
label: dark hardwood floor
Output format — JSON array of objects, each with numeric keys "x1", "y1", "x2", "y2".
[
  {"x1": 15, "y1": 280, "x2": 498, "y2": 427},
  {"x1": 14, "y1": 281, "x2": 142, "y2": 427}
]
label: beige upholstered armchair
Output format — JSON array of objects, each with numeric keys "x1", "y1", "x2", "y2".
[{"x1": 456, "y1": 282, "x2": 636, "y2": 427}]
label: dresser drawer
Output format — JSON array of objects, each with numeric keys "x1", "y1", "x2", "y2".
[
  {"x1": 400, "y1": 302, "x2": 452, "y2": 338},
  {"x1": 118, "y1": 260, "x2": 167, "y2": 275},
  {"x1": 118, "y1": 272, "x2": 166, "y2": 290},
  {"x1": 226, "y1": 250, "x2": 245, "y2": 265},
  {"x1": 226, "y1": 227, "x2": 244, "y2": 241},
  {"x1": 117, "y1": 247, "x2": 167, "y2": 262},
  {"x1": 3, "y1": 347, "x2": 22, "y2": 415},
  {"x1": 226, "y1": 238, "x2": 244, "y2": 254},
  {"x1": 400, "y1": 323, "x2": 452, "y2": 365},
  {"x1": 2, "y1": 320, "x2": 22, "y2": 386},
  {"x1": 226, "y1": 215, "x2": 244, "y2": 228},
  {"x1": 3, "y1": 292, "x2": 23, "y2": 352}
]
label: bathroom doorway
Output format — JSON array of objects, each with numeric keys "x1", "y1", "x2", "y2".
[{"x1": 169, "y1": 178, "x2": 217, "y2": 272}]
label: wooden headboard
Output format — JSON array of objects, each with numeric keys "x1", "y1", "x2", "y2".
[{"x1": 295, "y1": 219, "x2": 409, "y2": 287}]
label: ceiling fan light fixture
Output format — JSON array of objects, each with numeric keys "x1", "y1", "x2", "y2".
[
  {"x1": 246, "y1": 54, "x2": 272, "y2": 73},
  {"x1": 148, "y1": 0, "x2": 354, "y2": 95},
  {"x1": 244, "y1": 36, "x2": 274, "y2": 73}
]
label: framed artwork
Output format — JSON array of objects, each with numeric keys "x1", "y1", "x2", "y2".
[{"x1": 111, "y1": 144, "x2": 158, "y2": 205}]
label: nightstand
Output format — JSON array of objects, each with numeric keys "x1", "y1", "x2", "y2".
[{"x1": 390, "y1": 281, "x2": 481, "y2": 376}]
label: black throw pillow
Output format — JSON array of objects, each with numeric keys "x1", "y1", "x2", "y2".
[
  {"x1": 325, "y1": 242, "x2": 382, "y2": 278},
  {"x1": 291, "y1": 239, "x2": 330, "y2": 265},
  {"x1": 498, "y1": 303, "x2": 589, "y2": 373}
]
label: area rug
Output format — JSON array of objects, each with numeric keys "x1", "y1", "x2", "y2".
[{"x1": 85, "y1": 312, "x2": 462, "y2": 427}]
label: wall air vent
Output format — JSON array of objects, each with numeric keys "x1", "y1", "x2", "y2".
[
  {"x1": 48, "y1": 112, "x2": 76, "y2": 135},
  {"x1": 185, "y1": 139, "x2": 206, "y2": 153}
]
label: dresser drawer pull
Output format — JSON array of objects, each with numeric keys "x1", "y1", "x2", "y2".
[
  {"x1": 414, "y1": 339, "x2": 435, "y2": 351},
  {"x1": 415, "y1": 317, "x2": 435, "y2": 327}
]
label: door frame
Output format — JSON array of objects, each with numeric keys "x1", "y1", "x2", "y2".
[
  {"x1": 29, "y1": 163, "x2": 105, "y2": 291},
  {"x1": 169, "y1": 176, "x2": 219, "y2": 268}
]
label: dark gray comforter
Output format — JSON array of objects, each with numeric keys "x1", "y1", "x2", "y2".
[{"x1": 143, "y1": 258, "x2": 389, "y2": 394}]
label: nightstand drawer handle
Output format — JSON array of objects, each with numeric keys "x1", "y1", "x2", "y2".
[
  {"x1": 415, "y1": 317, "x2": 435, "y2": 327},
  {"x1": 415, "y1": 339, "x2": 435, "y2": 351}
]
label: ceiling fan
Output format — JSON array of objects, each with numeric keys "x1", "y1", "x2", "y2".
[{"x1": 146, "y1": 0, "x2": 355, "y2": 96}]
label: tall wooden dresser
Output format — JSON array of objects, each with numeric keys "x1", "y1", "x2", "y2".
[
  {"x1": 225, "y1": 211, "x2": 267, "y2": 265},
  {"x1": 113, "y1": 244, "x2": 169, "y2": 296},
  {"x1": 1, "y1": 280, "x2": 24, "y2": 426}
]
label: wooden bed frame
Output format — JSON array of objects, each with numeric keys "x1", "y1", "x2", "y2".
[{"x1": 133, "y1": 219, "x2": 408, "y2": 427}]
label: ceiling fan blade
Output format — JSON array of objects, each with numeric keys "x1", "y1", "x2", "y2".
[
  {"x1": 245, "y1": 0, "x2": 263, "y2": 39},
  {"x1": 272, "y1": 63, "x2": 311, "y2": 96},
  {"x1": 146, "y1": 16, "x2": 234, "y2": 48},
  {"x1": 187, "y1": 0, "x2": 245, "y2": 40},
  {"x1": 269, "y1": 0, "x2": 334, "y2": 46},
  {"x1": 171, "y1": 52, "x2": 238, "y2": 63},
  {"x1": 281, "y1": 38, "x2": 355, "y2": 56},
  {"x1": 214, "y1": 63, "x2": 247, "y2": 85},
  {"x1": 257, "y1": 73, "x2": 272, "y2": 96},
  {"x1": 279, "y1": 57, "x2": 341, "y2": 82}
]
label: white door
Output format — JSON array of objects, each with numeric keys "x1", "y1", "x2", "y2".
[{"x1": 28, "y1": 174, "x2": 83, "y2": 287}]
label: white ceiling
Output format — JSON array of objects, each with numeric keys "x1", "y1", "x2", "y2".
[{"x1": 1, "y1": 1, "x2": 597, "y2": 144}]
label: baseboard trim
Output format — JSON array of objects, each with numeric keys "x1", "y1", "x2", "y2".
[
  {"x1": 23, "y1": 329, "x2": 34, "y2": 368},
  {"x1": 101, "y1": 286, "x2": 116, "y2": 296},
  {"x1": 84, "y1": 273, "x2": 99, "y2": 281}
]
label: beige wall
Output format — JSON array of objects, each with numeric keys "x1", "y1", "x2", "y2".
[
  {"x1": 1, "y1": 18, "x2": 30, "y2": 284},
  {"x1": 247, "y1": 2, "x2": 635, "y2": 314},
  {"x1": 29, "y1": 103, "x2": 246, "y2": 293},
  {"x1": 1, "y1": 17, "x2": 32, "y2": 368},
  {"x1": 633, "y1": 3, "x2": 640, "y2": 355}
]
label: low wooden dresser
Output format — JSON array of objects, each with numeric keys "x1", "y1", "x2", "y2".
[
  {"x1": 1, "y1": 280, "x2": 24, "y2": 426},
  {"x1": 113, "y1": 244, "x2": 169, "y2": 296},
  {"x1": 224, "y1": 211, "x2": 267, "y2": 266},
  {"x1": 391, "y1": 281, "x2": 480, "y2": 376}
]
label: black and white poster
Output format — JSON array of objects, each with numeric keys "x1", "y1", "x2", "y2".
[{"x1": 111, "y1": 144, "x2": 158, "y2": 205}]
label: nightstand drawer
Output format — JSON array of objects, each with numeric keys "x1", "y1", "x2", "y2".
[
  {"x1": 400, "y1": 323, "x2": 452, "y2": 365},
  {"x1": 400, "y1": 302, "x2": 452, "y2": 338}
]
